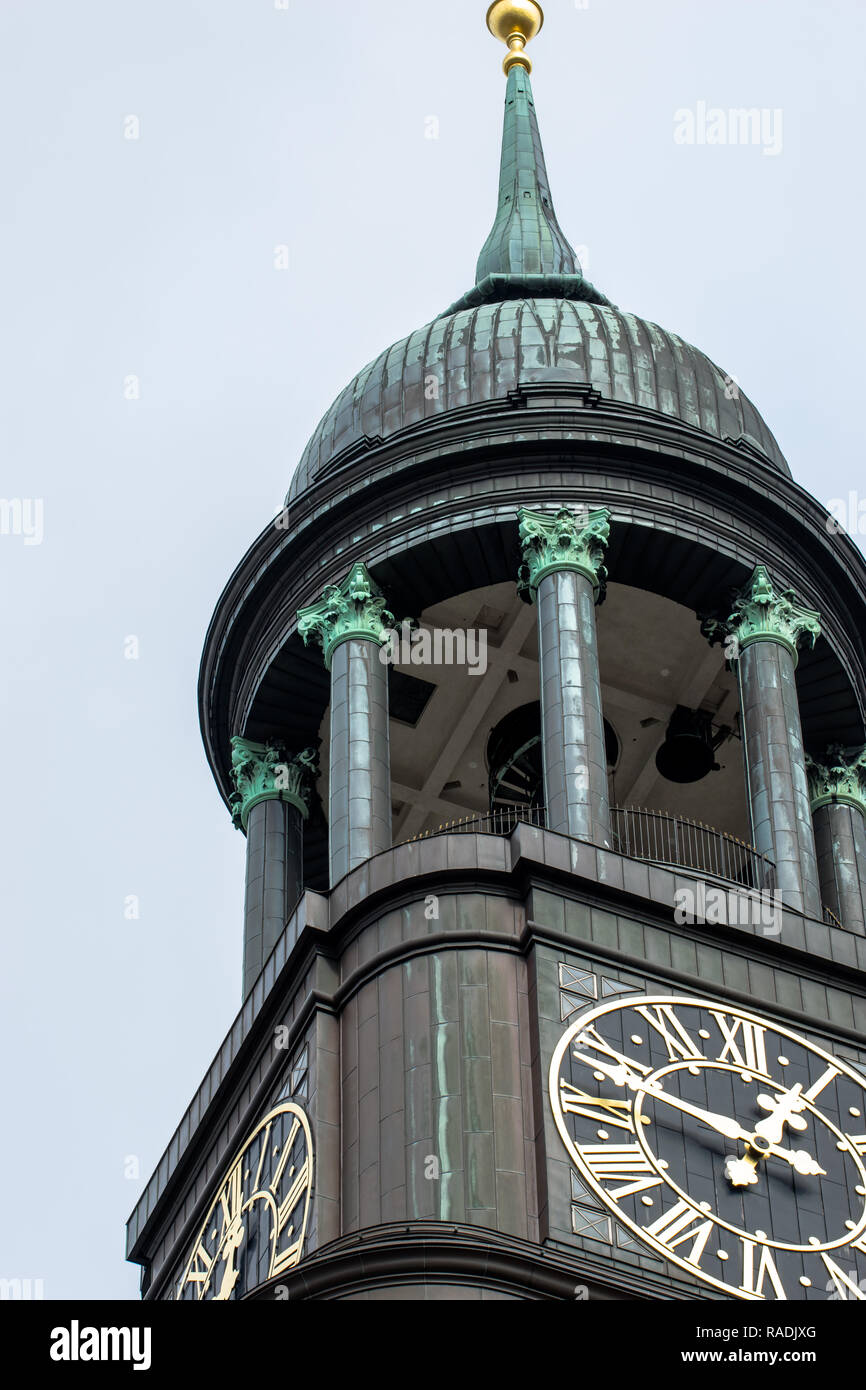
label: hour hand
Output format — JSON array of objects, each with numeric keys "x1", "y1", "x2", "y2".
[
  {"x1": 754, "y1": 1083, "x2": 809, "y2": 1145},
  {"x1": 626, "y1": 1080, "x2": 827, "y2": 1181},
  {"x1": 757, "y1": 1141, "x2": 825, "y2": 1177}
]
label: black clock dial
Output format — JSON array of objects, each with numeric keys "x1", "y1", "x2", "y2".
[
  {"x1": 176, "y1": 1102, "x2": 313, "y2": 1301},
  {"x1": 550, "y1": 995, "x2": 866, "y2": 1300}
]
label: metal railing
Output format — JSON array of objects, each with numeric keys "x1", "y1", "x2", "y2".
[
  {"x1": 824, "y1": 906, "x2": 844, "y2": 930},
  {"x1": 399, "y1": 803, "x2": 774, "y2": 892},
  {"x1": 401, "y1": 806, "x2": 545, "y2": 844},
  {"x1": 610, "y1": 807, "x2": 775, "y2": 892}
]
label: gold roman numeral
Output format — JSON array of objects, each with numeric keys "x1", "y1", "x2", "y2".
[
  {"x1": 634, "y1": 1004, "x2": 705, "y2": 1064},
  {"x1": 643, "y1": 1200, "x2": 714, "y2": 1267},
  {"x1": 821, "y1": 1253, "x2": 865, "y2": 1301},
  {"x1": 710, "y1": 1012, "x2": 768, "y2": 1074},
  {"x1": 579, "y1": 1143, "x2": 664, "y2": 1200},
  {"x1": 560, "y1": 1083, "x2": 634, "y2": 1132},
  {"x1": 185, "y1": 1242, "x2": 214, "y2": 1286},
  {"x1": 270, "y1": 1157, "x2": 311, "y2": 1279},
  {"x1": 218, "y1": 1163, "x2": 243, "y2": 1233},
  {"x1": 739, "y1": 1238, "x2": 787, "y2": 1300},
  {"x1": 573, "y1": 1026, "x2": 652, "y2": 1081},
  {"x1": 269, "y1": 1117, "x2": 300, "y2": 1194},
  {"x1": 804, "y1": 1066, "x2": 840, "y2": 1103},
  {"x1": 277, "y1": 1159, "x2": 310, "y2": 1234},
  {"x1": 252, "y1": 1121, "x2": 273, "y2": 1193},
  {"x1": 271, "y1": 1236, "x2": 304, "y2": 1279},
  {"x1": 846, "y1": 1134, "x2": 866, "y2": 1157}
]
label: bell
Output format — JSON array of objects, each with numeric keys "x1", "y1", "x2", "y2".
[{"x1": 655, "y1": 706, "x2": 722, "y2": 784}]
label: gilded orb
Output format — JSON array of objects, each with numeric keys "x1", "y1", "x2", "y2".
[{"x1": 485, "y1": 1, "x2": 545, "y2": 74}]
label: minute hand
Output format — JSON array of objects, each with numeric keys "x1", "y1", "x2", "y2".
[
  {"x1": 629, "y1": 1079, "x2": 743, "y2": 1140},
  {"x1": 628, "y1": 1079, "x2": 825, "y2": 1175}
]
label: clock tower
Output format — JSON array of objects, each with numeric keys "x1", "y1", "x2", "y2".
[{"x1": 127, "y1": 3, "x2": 866, "y2": 1301}]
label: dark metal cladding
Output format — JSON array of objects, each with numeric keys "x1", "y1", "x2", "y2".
[{"x1": 289, "y1": 299, "x2": 789, "y2": 502}]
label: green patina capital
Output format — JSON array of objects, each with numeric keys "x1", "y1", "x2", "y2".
[
  {"x1": 297, "y1": 563, "x2": 396, "y2": 669},
  {"x1": 517, "y1": 505, "x2": 611, "y2": 603},
  {"x1": 229, "y1": 738, "x2": 318, "y2": 833},
  {"x1": 807, "y1": 746, "x2": 866, "y2": 817},
  {"x1": 706, "y1": 565, "x2": 821, "y2": 666}
]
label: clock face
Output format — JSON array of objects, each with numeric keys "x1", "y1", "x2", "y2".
[
  {"x1": 176, "y1": 1102, "x2": 313, "y2": 1301},
  {"x1": 549, "y1": 994, "x2": 866, "y2": 1300}
]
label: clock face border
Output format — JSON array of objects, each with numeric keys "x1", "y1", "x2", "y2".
[
  {"x1": 177, "y1": 1100, "x2": 314, "y2": 1301},
  {"x1": 548, "y1": 993, "x2": 866, "y2": 1301}
]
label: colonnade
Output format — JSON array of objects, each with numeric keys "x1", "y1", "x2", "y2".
[{"x1": 227, "y1": 511, "x2": 866, "y2": 988}]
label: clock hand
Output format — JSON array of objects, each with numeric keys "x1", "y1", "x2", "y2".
[
  {"x1": 625, "y1": 1077, "x2": 826, "y2": 1178},
  {"x1": 579, "y1": 1060, "x2": 790, "y2": 1145},
  {"x1": 572, "y1": 1051, "x2": 827, "y2": 1178},
  {"x1": 626, "y1": 1077, "x2": 745, "y2": 1141},
  {"x1": 721, "y1": 1083, "x2": 807, "y2": 1188},
  {"x1": 753, "y1": 1083, "x2": 809, "y2": 1146}
]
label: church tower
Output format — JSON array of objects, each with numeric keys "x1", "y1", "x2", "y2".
[{"x1": 127, "y1": 4, "x2": 866, "y2": 1302}]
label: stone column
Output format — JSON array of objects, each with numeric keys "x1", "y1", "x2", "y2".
[
  {"x1": 299, "y1": 563, "x2": 395, "y2": 886},
  {"x1": 807, "y1": 748, "x2": 866, "y2": 935},
  {"x1": 703, "y1": 565, "x2": 822, "y2": 917},
  {"x1": 230, "y1": 739, "x2": 317, "y2": 999},
  {"x1": 518, "y1": 506, "x2": 612, "y2": 846}
]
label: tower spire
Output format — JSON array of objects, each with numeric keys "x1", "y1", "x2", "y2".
[{"x1": 443, "y1": 4, "x2": 608, "y2": 316}]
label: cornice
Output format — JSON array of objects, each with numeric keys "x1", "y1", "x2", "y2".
[
  {"x1": 198, "y1": 413, "x2": 866, "y2": 809},
  {"x1": 246, "y1": 1222, "x2": 700, "y2": 1302}
]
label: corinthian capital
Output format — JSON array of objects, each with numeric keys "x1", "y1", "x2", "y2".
[
  {"x1": 297, "y1": 563, "x2": 396, "y2": 669},
  {"x1": 704, "y1": 565, "x2": 821, "y2": 666},
  {"x1": 807, "y1": 746, "x2": 866, "y2": 816},
  {"x1": 517, "y1": 505, "x2": 611, "y2": 603},
  {"x1": 229, "y1": 738, "x2": 318, "y2": 832}
]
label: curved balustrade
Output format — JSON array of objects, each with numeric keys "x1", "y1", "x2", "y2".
[{"x1": 399, "y1": 804, "x2": 775, "y2": 893}]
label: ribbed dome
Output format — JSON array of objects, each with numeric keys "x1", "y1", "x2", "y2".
[
  {"x1": 288, "y1": 59, "x2": 790, "y2": 502},
  {"x1": 288, "y1": 298, "x2": 789, "y2": 500}
]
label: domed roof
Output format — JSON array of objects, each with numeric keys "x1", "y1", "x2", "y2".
[
  {"x1": 288, "y1": 297, "x2": 788, "y2": 499},
  {"x1": 287, "y1": 51, "x2": 788, "y2": 502}
]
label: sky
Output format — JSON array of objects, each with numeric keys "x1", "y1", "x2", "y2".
[{"x1": 0, "y1": 0, "x2": 864, "y2": 1301}]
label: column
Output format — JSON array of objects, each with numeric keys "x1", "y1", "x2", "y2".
[
  {"x1": 298, "y1": 563, "x2": 395, "y2": 885},
  {"x1": 230, "y1": 739, "x2": 317, "y2": 999},
  {"x1": 807, "y1": 748, "x2": 866, "y2": 935},
  {"x1": 703, "y1": 565, "x2": 822, "y2": 917},
  {"x1": 518, "y1": 506, "x2": 612, "y2": 846}
]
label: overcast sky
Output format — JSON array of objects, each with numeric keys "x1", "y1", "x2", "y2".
[{"x1": 1, "y1": 0, "x2": 864, "y2": 1300}]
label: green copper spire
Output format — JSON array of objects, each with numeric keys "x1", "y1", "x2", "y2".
[
  {"x1": 476, "y1": 63, "x2": 578, "y2": 282},
  {"x1": 443, "y1": 7, "x2": 608, "y2": 317}
]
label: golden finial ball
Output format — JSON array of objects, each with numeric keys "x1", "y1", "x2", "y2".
[{"x1": 486, "y1": 2, "x2": 545, "y2": 74}]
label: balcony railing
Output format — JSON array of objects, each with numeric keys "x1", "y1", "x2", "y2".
[
  {"x1": 399, "y1": 804, "x2": 774, "y2": 892},
  {"x1": 400, "y1": 806, "x2": 545, "y2": 845},
  {"x1": 610, "y1": 807, "x2": 774, "y2": 892}
]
